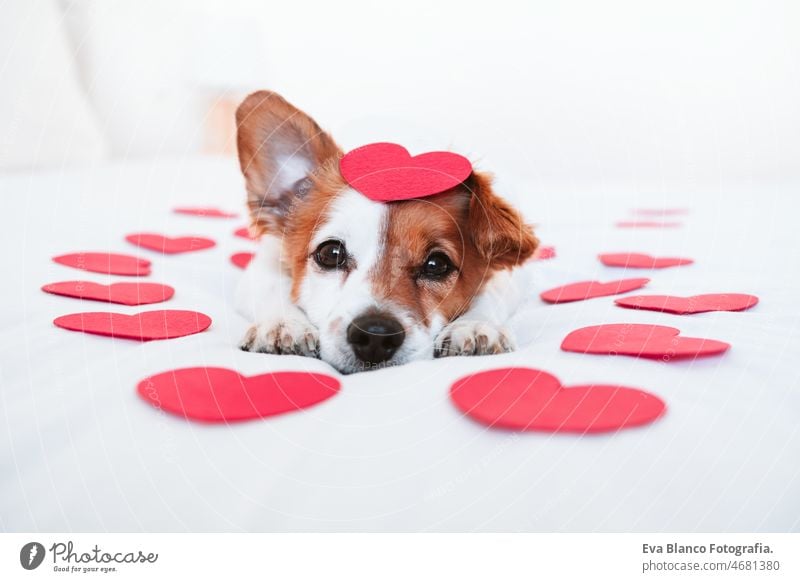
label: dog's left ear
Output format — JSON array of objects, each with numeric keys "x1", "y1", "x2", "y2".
[
  {"x1": 236, "y1": 91, "x2": 341, "y2": 234},
  {"x1": 465, "y1": 171, "x2": 538, "y2": 269}
]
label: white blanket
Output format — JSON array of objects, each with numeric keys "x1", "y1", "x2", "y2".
[{"x1": 1, "y1": 156, "x2": 798, "y2": 531}]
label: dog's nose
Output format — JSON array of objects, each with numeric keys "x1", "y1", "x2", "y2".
[{"x1": 347, "y1": 314, "x2": 405, "y2": 366}]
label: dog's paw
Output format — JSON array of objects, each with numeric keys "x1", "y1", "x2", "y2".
[
  {"x1": 239, "y1": 314, "x2": 320, "y2": 357},
  {"x1": 434, "y1": 320, "x2": 514, "y2": 358}
]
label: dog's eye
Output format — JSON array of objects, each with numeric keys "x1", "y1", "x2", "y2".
[
  {"x1": 421, "y1": 252, "x2": 453, "y2": 279},
  {"x1": 314, "y1": 240, "x2": 348, "y2": 269}
]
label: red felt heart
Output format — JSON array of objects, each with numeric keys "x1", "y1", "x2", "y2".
[
  {"x1": 340, "y1": 142, "x2": 472, "y2": 202},
  {"x1": 234, "y1": 226, "x2": 257, "y2": 241},
  {"x1": 230, "y1": 252, "x2": 254, "y2": 269},
  {"x1": 54, "y1": 310, "x2": 211, "y2": 340},
  {"x1": 536, "y1": 246, "x2": 556, "y2": 260},
  {"x1": 541, "y1": 278, "x2": 649, "y2": 304},
  {"x1": 137, "y1": 367, "x2": 340, "y2": 422},
  {"x1": 450, "y1": 367, "x2": 665, "y2": 433},
  {"x1": 561, "y1": 323, "x2": 730, "y2": 360},
  {"x1": 173, "y1": 206, "x2": 238, "y2": 218},
  {"x1": 53, "y1": 252, "x2": 151, "y2": 276},
  {"x1": 125, "y1": 233, "x2": 216, "y2": 254},
  {"x1": 615, "y1": 293, "x2": 758, "y2": 315},
  {"x1": 616, "y1": 221, "x2": 682, "y2": 228},
  {"x1": 599, "y1": 253, "x2": 693, "y2": 269},
  {"x1": 42, "y1": 281, "x2": 174, "y2": 306}
]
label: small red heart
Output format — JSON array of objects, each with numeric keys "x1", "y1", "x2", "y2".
[
  {"x1": 616, "y1": 221, "x2": 682, "y2": 228},
  {"x1": 450, "y1": 367, "x2": 665, "y2": 433},
  {"x1": 230, "y1": 252, "x2": 254, "y2": 269},
  {"x1": 125, "y1": 233, "x2": 216, "y2": 254},
  {"x1": 42, "y1": 281, "x2": 174, "y2": 306},
  {"x1": 541, "y1": 278, "x2": 650, "y2": 304},
  {"x1": 54, "y1": 310, "x2": 211, "y2": 340},
  {"x1": 173, "y1": 206, "x2": 238, "y2": 218},
  {"x1": 536, "y1": 246, "x2": 556, "y2": 260},
  {"x1": 615, "y1": 293, "x2": 758, "y2": 315},
  {"x1": 53, "y1": 252, "x2": 151, "y2": 276},
  {"x1": 561, "y1": 323, "x2": 729, "y2": 360},
  {"x1": 599, "y1": 253, "x2": 693, "y2": 269},
  {"x1": 340, "y1": 142, "x2": 472, "y2": 202},
  {"x1": 137, "y1": 367, "x2": 340, "y2": 422},
  {"x1": 234, "y1": 226, "x2": 257, "y2": 241}
]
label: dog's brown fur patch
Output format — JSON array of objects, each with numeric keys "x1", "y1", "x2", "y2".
[{"x1": 367, "y1": 171, "x2": 537, "y2": 326}]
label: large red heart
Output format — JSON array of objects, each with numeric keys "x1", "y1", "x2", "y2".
[
  {"x1": 541, "y1": 278, "x2": 649, "y2": 304},
  {"x1": 137, "y1": 367, "x2": 340, "y2": 422},
  {"x1": 53, "y1": 252, "x2": 151, "y2": 276},
  {"x1": 54, "y1": 310, "x2": 211, "y2": 340},
  {"x1": 230, "y1": 252, "x2": 254, "y2": 269},
  {"x1": 615, "y1": 293, "x2": 758, "y2": 315},
  {"x1": 599, "y1": 253, "x2": 693, "y2": 269},
  {"x1": 340, "y1": 142, "x2": 472, "y2": 202},
  {"x1": 42, "y1": 281, "x2": 174, "y2": 306},
  {"x1": 561, "y1": 323, "x2": 730, "y2": 360},
  {"x1": 125, "y1": 233, "x2": 216, "y2": 254},
  {"x1": 173, "y1": 206, "x2": 238, "y2": 218},
  {"x1": 450, "y1": 367, "x2": 665, "y2": 433}
]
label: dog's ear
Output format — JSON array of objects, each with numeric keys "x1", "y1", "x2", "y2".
[
  {"x1": 465, "y1": 171, "x2": 538, "y2": 269},
  {"x1": 236, "y1": 91, "x2": 341, "y2": 234}
]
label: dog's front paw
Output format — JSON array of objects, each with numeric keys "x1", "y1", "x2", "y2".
[
  {"x1": 434, "y1": 320, "x2": 514, "y2": 358},
  {"x1": 239, "y1": 314, "x2": 320, "y2": 357}
]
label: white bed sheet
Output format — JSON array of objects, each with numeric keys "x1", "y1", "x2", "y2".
[{"x1": 1, "y1": 155, "x2": 798, "y2": 532}]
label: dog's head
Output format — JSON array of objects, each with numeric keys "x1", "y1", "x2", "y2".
[{"x1": 236, "y1": 91, "x2": 537, "y2": 373}]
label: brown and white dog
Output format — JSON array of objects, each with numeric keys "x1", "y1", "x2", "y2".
[{"x1": 235, "y1": 91, "x2": 538, "y2": 374}]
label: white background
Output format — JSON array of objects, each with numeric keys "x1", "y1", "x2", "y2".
[
  {"x1": 1, "y1": 0, "x2": 799, "y2": 533},
  {"x1": 4, "y1": 0, "x2": 799, "y2": 183},
  {"x1": 251, "y1": 0, "x2": 800, "y2": 187}
]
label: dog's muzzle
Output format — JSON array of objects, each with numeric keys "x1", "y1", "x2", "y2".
[{"x1": 346, "y1": 313, "x2": 405, "y2": 366}]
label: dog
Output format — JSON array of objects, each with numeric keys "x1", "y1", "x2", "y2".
[{"x1": 234, "y1": 91, "x2": 538, "y2": 374}]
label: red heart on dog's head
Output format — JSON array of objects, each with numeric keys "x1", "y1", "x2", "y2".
[
  {"x1": 53, "y1": 252, "x2": 151, "y2": 276},
  {"x1": 541, "y1": 278, "x2": 649, "y2": 304},
  {"x1": 125, "y1": 233, "x2": 216, "y2": 254},
  {"x1": 599, "y1": 253, "x2": 693, "y2": 269},
  {"x1": 42, "y1": 281, "x2": 174, "y2": 306},
  {"x1": 451, "y1": 367, "x2": 665, "y2": 433},
  {"x1": 340, "y1": 142, "x2": 473, "y2": 202},
  {"x1": 561, "y1": 323, "x2": 730, "y2": 360},
  {"x1": 615, "y1": 293, "x2": 758, "y2": 315},
  {"x1": 137, "y1": 367, "x2": 340, "y2": 422},
  {"x1": 54, "y1": 309, "x2": 211, "y2": 341}
]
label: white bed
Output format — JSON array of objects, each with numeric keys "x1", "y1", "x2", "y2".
[{"x1": 1, "y1": 155, "x2": 798, "y2": 532}]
